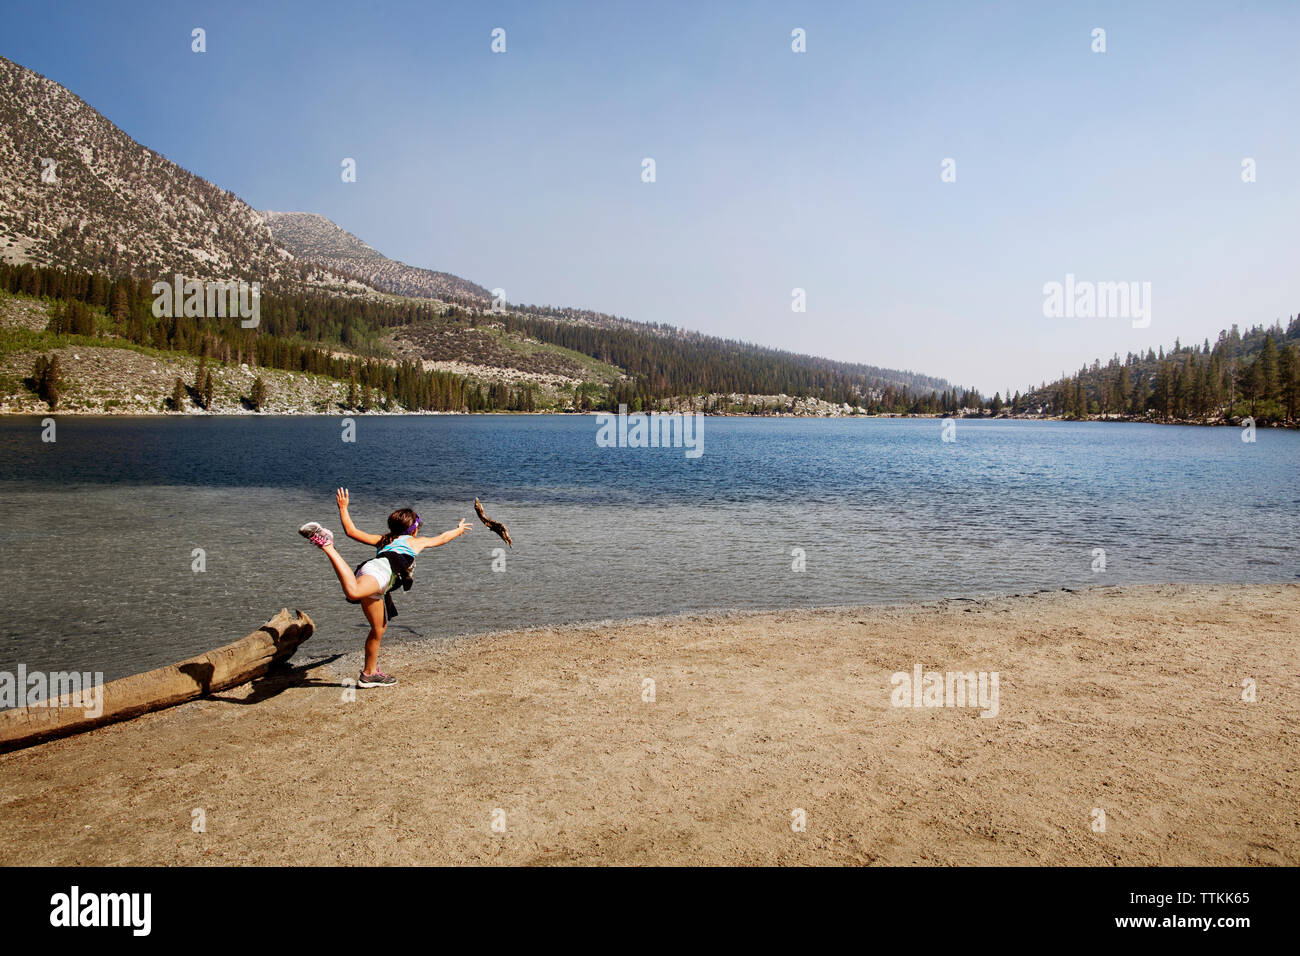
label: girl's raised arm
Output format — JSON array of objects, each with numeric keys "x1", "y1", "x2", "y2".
[
  {"x1": 411, "y1": 519, "x2": 472, "y2": 553},
  {"x1": 336, "y1": 488, "x2": 383, "y2": 545}
]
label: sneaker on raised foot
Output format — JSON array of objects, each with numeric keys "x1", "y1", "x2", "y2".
[{"x1": 298, "y1": 521, "x2": 334, "y2": 548}]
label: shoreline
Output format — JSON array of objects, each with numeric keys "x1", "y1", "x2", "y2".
[
  {"x1": 1, "y1": 408, "x2": 1295, "y2": 428},
  {"x1": 370, "y1": 581, "x2": 1253, "y2": 663},
  {"x1": 2, "y1": 582, "x2": 1295, "y2": 866}
]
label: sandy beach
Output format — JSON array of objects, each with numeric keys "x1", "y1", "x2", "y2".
[{"x1": 1, "y1": 583, "x2": 1296, "y2": 866}]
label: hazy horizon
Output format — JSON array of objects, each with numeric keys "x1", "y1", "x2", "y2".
[{"x1": 3, "y1": 0, "x2": 1297, "y2": 396}]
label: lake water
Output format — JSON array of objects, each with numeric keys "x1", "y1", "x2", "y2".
[{"x1": 0, "y1": 415, "x2": 1296, "y2": 684}]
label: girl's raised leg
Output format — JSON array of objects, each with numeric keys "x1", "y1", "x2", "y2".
[{"x1": 321, "y1": 544, "x2": 382, "y2": 602}]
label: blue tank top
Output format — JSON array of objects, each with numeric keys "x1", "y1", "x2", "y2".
[{"x1": 379, "y1": 535, "x2": 417, "y2": 559}]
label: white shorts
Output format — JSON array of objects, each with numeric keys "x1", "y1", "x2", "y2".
[{"x1": 357, "y1": 557, "x2": 393, "y2": 595}]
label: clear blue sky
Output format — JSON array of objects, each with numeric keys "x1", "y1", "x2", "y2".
[{"x1": 4, "y1": 0, "x2": 1297, "y2": 394}]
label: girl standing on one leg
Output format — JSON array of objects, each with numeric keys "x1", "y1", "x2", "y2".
[{"x1": 299, "y1": 488, "x2": 470, "y2": 687}]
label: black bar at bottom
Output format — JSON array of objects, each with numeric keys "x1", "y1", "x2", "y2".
[{"x1": 0, "y1": 865, "x2": 1280, "y2": 942}]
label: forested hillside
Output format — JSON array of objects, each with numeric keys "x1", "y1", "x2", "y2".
[
  {"x1": 0, "y1": 262, "x2": 499, "y2": 412},
  {"x1": 1016, "y1": 319, "x2": 1300, "y2": 424},
  {"x1": 2, "y1": 261, "x2": 959, "y2": 413}
]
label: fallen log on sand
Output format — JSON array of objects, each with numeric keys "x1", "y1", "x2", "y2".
[{"x1": 0, "y1": 607, "x2": 313, "y2": 754}]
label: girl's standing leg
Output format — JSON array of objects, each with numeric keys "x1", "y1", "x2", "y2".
[{"x1": 360, "y1": 595, "x2": 386, "y2": 675}]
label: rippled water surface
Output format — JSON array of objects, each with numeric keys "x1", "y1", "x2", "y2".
[{"x1": 1, "y1": 415, "x2": 1296, "y2": 682}]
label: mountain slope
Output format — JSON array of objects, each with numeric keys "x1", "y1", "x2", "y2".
[
  {"x1": 264, "y1": 211, "x2": 490, "y2": 303},
  {"x1": 0, "y1": 55, "x2": 286, "y2": 281},
  {"x1": 0, "y1": 54, "x2": 957, "y2": 408}
]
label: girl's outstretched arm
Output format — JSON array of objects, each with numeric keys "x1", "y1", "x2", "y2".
[
  {"x1": 336, "y1": 488, "x2": 383, "y2": 545},
  {"x1": 410, "y1": 519, "x2": 471, "y2": 553}
]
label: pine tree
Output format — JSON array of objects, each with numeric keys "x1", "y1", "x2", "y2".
[
  {"x1": 1278, "y1": 344, "x2": 1298, "y2": 422},
  {"x1": 250, "y1": 376, "x2": 266, "y2": 411},
  {"x1": 110, "y1": 285, "x2": 130, "y2": 328},
  {"x1": 1257, "y1": 334, "x2": 1279, "y2": 405},
  {"x1": 32, "y1": 354, "x2": 62, "y2": 409},
  {"x1": 70, "y1": 301, "x2": 95, "y2": 337},
  {"x1": 1129, "y1": 373, "x2": 1148, "y2": 417},
  {"x1": 171, "y1": 376, "x2": 185, "y2": 411},
  {"x1": 1238, "y1": 360, "x2": 1261, "y2": 416},
  {"x1": 1114, "y1": 365, "x2": 1131, "y2": 413}
]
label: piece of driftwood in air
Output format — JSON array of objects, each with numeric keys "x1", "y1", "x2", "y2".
[
  {"x1": 0, "y1": 607, "x2": 314, "y2": 754},
  {"x1": 474, "y1": 497, "x2": 513, "y2": 547}
]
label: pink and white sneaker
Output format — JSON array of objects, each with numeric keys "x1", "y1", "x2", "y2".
[{"x1": 298, "y1": 521, "x2": 334, "y2": 548}]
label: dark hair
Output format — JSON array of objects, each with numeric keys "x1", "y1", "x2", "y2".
[{"x1": 377, "y1": 508, "x2": 420, "y2": 548}]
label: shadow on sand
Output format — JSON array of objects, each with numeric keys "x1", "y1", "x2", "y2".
[{"x1": 208, "y1": 654, "x2": 347, "y2": 705}]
